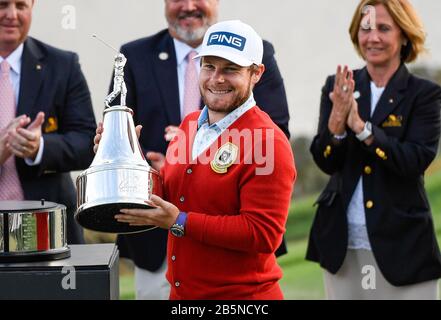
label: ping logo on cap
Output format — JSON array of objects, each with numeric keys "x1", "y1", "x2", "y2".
[{"x1": 207, "y1": 32, "x2": 246, "y2": 51}]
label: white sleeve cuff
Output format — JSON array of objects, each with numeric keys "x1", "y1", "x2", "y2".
[{"x1": 25, "y1": 137, "x2": 44, "y2": 166}]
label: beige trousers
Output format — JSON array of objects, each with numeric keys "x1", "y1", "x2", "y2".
[
  {"x1": 323, "y1": 249, "x2": 439, "y2": 300},
  {"x1": 135, "y1": 259, "x2": 170, "y2": 300}
]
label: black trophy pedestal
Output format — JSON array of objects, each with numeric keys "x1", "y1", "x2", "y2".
[{"x1": 0, "y1": 244, "x2": 119, "y2": 300}]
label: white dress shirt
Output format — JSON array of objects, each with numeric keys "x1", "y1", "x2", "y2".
[{"x1": 347, "y1": 81, "x2": 385, "y2": 250}]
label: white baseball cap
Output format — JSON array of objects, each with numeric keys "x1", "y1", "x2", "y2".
[{"x1": 194, "y1": 20, "x2": 263, "y2": 67}]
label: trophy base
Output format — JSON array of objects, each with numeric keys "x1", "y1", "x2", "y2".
[
  {"x1": 0, "y1": 248, "x2": 71, "y2": 263},
  {"x1": 75, "y1": 203, "x2": 157, "y2": 234}
]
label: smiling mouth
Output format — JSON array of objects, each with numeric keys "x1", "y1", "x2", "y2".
[
  {"x1": 178, "y1": 12, "x2": 204, "y2": 21},
  {"x1": 209, "y1": 89, "x2": 232, "y2": 95},
  {"x1": 367, "y1": 48, "x2": 384, "y2": 52}
]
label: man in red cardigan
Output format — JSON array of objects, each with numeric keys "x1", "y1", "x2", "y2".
[{"x1": 99, "y1": 20, "x2": 296, "y2": 299}]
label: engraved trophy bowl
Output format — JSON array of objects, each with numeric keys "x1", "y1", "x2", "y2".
[
  {"x1": 75, "y1": 106, "x2": 163, "y2": 234},
  {"x1": 75, "y1": 52, "x2": 163, "y2": 234},
  {"x1": 0, "y1": 200, "x2": 70, "y2": 263}
]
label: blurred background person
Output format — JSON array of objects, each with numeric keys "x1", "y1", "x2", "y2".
[
  {"x1": 0, "y1": 0, "x2": 96, "y2": 244},
  {"x1": 306, "y1": 0, "x2": 441, "y2": 299},
  {"x1": 111, "y1": 0, "x2": 290, "y2": 300}
]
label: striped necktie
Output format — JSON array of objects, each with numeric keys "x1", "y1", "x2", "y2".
[
  {"x1": 182, "y1": 50, "x2": 201, "y2": 119},
  {"x1": 0, "y1": 60, "x2": 24, "y2": 200}
]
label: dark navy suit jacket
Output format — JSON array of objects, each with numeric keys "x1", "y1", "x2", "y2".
[
  {"x1": 114, "y1": 29, "x2": 290, "y2": 271},
  {"x1": 15, "y1": 37, "x2": 96, "y2": 244}
]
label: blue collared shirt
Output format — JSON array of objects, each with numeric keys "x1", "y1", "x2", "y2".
[{"x1": 192, "y1": 94, "x2": 256, "y2": 159}]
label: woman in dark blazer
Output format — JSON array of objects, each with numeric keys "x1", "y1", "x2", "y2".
[{"x1": 307, "y1": 0, "x2": 441, "y2": 299}]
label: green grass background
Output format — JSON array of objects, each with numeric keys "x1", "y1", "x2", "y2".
[{"x1": 119, "y1": 159, "x2": 441, "y2": 300}]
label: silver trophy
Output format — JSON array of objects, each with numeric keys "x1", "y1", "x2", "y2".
[
  {"x1": 75, "y1": 41, "x2": 162, "y2": 234},
  {"x1": 1, "y1": 201, "x2": 70, "y2": 262}
]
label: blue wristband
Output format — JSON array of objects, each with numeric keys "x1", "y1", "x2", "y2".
[
  {"x1": 175, "y1": 212, "x2": 187, "y2": 227},
  {"x1": 170, "y1": 212, "x2": 187, "y2": 237}
]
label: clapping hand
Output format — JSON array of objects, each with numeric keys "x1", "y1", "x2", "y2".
[
  {"x1": 7, "y1": 112, "x2": 44, "y2": 160},
  {"x1": 328, "y1": 65, "x2": 355, "y2": 135},
  {"x1": 1, "y1": 115, "x2": 30, "y2": 164}
]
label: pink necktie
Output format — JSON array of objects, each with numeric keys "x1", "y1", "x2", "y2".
[
  {"x1": 182, "y1": 51, "x2": 201, "y2": 119},
  {"x1": 0, "y1": 60, "x2": 24, "y2": 200}
]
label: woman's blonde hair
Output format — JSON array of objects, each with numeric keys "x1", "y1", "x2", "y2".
[{"x1": 349, "y1": 0, "x2": 426, "y2": 63}]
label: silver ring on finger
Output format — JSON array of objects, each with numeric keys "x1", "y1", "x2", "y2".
[{"x1": 342, "y1": 85, "x2": 348, "y2": 93}]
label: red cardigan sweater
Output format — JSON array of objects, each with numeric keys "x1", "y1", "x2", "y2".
[{"x1": 162, "y1": 106, "x2": 296, "y2": 300}]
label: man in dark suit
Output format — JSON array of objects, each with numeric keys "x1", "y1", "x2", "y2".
[
  {"x1": 0, "y1": 0, "x2": 96, "y2": 244},
  {"x1": 111, "y1": 0, "x2": 290, "y2": 299}
]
